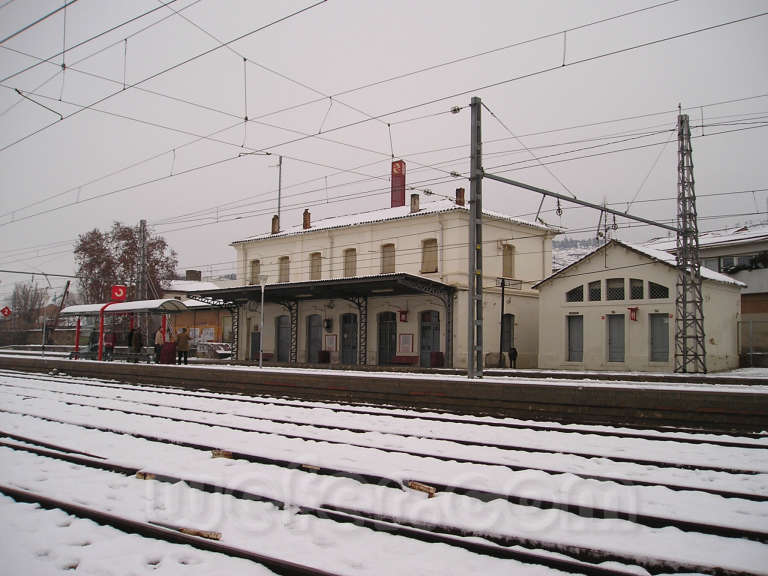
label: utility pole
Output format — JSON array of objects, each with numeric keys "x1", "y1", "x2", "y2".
[
  {"x1": 674, "y1": 111, "x2": 706, "y2": 373},
  {"x1": 277, "y1": 155, "x2": 283, "y2": 230},
  {"x1": 467, "y1": 96, "x2": 483, "y2": 378},
  {"x1": 137, "y1": 219, "x2": 148, "y2": 301}
]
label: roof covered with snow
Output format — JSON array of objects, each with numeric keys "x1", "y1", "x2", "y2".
[
  {"x1": 232, "y1": 197, "x2": 558, "y2": 245},
  {"x1": 61, "y1": 298, "x2": 189, "y2": 316},
  {"x1": 165, "y1": 279, "x2": 224, "y2": 293},
  {"x1": 645, "y1": 223, "x2": 768, "y2": 253},
  {"x1": 534, "y1": 239, "x2": 746, "y2": 289}
]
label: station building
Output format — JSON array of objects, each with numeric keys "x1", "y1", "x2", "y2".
[
  {"x1": 534, "y1": 240, "x2": 744, "y2": 372},
  {"x1": 190, "y1": 179, "x2": 558, "y2": 369}
]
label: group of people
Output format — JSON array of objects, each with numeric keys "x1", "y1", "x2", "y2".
[
  {"x1": 153, "y1": 326, "x2": 191, "y2": 365},
  {"x1": 87, "y1": 325, "x2": 191, "y2": 365}
]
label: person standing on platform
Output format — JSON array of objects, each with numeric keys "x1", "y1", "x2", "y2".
[
  {"x1": 176, "y1": 327, "x2": 190, "y2": 365},
  {"x1": 104, "y1": 331, "x2": 116, "y2": 361},
  {"x1": 154, "y1": 327, "x2": 164, "y2": 363},
  {"x1": 130, "y1": 328, "x2": 143, "y2": 362}
]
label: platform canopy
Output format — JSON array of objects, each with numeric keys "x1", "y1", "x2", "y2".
[{"x1": 60, "y1": 298, "x2": 189, "y2": 317}]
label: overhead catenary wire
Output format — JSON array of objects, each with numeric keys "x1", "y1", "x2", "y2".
[
  {"x1": 3, "y1": 5, "x2": 764, "y2": 284},
  {"x1": 0, "y1": 0, "x2": 329, "y2": 154},
  {"x1": 0, "y1": 0, "x2": 79, "y2": 45},
  {"x1": 0, "y1": 0, "x2": 182, "y2": 84},
  {"x1": 0, "y1": 0, "x2": 207, "y2": 119}
]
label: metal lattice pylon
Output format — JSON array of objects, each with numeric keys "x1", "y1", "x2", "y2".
[{"x1": 674, "y1": 113, "x2": 706, "y2": 373}]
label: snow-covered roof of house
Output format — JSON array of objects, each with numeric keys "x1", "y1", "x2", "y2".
[
  {"x1": 232, "y1": 197, "x2": 558, "y2": 245},
  {"x1": 534, "y1": 239, "x2": 746, "y2": 289},
  {"x1": 644, "y1": 223, "x2": 768, "y2": 253},
  {"x1": 165, "y1": 280, "x2": 223, "y2": 293}
]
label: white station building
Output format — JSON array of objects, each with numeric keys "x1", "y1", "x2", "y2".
[{"x1": 191, "y1": 171, "x2": 559, "y2": 369}]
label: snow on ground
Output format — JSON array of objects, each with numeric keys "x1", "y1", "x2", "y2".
[
  {"x1": 0, "y1": 369, "x2": 767, "y2": 575},
  {"x1": 0, "y1": 495, "x2": 273, "y2": 576}
]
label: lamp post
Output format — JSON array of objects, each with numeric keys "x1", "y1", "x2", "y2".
[{"x1": 259, "y1": 275, "x2": 268, "y2": 368}]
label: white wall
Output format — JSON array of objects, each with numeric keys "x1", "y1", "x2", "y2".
[
  {"x1": 537, "y1": 243, "x2": 741, "y2": 372},
  {"x1": 232, "y1": 203, "x2": 556, "y2": 367}
]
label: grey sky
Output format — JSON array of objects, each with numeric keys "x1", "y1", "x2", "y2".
[{"x1": 1, "y1": 0, "x2": 767, "y2": 303}]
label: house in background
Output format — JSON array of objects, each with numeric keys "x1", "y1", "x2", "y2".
[
  {"x1": 534, "y1": 240, "x2": 744, "y2": 373},
  {"x1": 190, "y1": 171, "x2": 559, "y2": 368},
  {"x1": 646, "y1": 223, "x2": 768, "y2": 365}
]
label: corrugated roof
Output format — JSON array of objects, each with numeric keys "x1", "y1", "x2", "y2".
[{"x1": 232, "y1": 198, "x2": 557, "y2": 245}]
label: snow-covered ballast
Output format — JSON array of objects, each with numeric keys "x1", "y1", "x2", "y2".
[
  {"x1": 61, "y1": 299, "x2": 189, "y2": 361},
  {"x1": 187, "y1": 273, "x2": 456, "y2": 366}
]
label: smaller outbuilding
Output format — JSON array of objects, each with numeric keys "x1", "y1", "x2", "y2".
[{"x1": 534, "y1": 240, "x2": 744, "y2": 373}]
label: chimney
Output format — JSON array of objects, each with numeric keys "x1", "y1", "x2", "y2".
[
  {"x1": 271, "y1": 214, "x2": 280, "y2": 234},
  {"x1": 410, "y1": 193, "x2": 420, "y2": 213},
  {"x1": 302, "y1": 209, "x2": 311, "y2": 230},
  {"x1": 391, "y1": 160, "x2": 406, "y2": 207},
  {"x1": 455, "y1": 187, "x2": 465, "y2": 206},
  {"x1": 185, "y1": 269, "x2": 202, "y2": 281}
]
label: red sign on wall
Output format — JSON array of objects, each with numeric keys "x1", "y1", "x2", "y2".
[
  {"x1": 391, "y1": 160, "x2": 406, "y2": 208},
  {"x1": 1, "y1": 306, "x2": 11, "y2": 317},
  {"x1": 111, "y1": 285, "x2": 127, "y2": 302}
]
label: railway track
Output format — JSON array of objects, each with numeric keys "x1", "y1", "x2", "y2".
[
  {"x1": 0, "y1": 435, "x2": 762, "y2": 576},
  {"x1": 1, "y1": 369, "x2": 767, "y2": 574},
  {"x1": 3, "y1": 380, "x2": 768, "y2": 501},
  {"x1": 2, "y1": 367, "x2": 766, "y2": 447},
  {"x1": 4, "y1": 381, "x2": 765, "y2": 476},
  {"x1": 1, "y1": 355, "x2": 766, "y2": 432}
]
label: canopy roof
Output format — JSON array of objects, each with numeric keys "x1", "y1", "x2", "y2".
[
  {"x1": 187, "y1": 273, "x2": 455, "y2": 304},
  {"x1": 60, "y1": 298, "x2": 189, "y2": 317}
]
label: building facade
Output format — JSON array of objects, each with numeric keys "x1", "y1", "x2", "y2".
[
  {"x1": 645, "y1": 224, "x2": 768, "y2": 365},
  {"x1": 194, "y1": 186, "x2": 558, "y2": 369},
  {"x1": 535, "y1": 240, "x2": 743, "y2": 373}
]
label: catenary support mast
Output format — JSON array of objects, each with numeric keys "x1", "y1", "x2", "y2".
[
  {"x1": 674, "y1": 112, "x2": 706, "y2": 373},
  {"x1": 467, "y1": 97, "x2": 484, "y2": 378}
]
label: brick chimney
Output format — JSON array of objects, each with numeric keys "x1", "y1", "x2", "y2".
[
  {"x1": 410, "y1": 193, "x2": 420, "y2": 213},
  {"x1": 185, "y1": 269, "x2": 202, "y2": 281},
  {"x1": 271, "y1": 214, "x2": 280, "y2": 234},
  {"x1": 302, "y1": 209, "x2": 311, "y2": 230},
  {"x1": 455, "y1": 187, "x2": 465, "y2": 206},
  {"x1": 391, "y1": 160, "x2": 406, "y2": 207}
]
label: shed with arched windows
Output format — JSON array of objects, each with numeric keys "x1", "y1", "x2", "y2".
[{"x1": 534, "y1": 240, "x2": 744, "y2": 372}]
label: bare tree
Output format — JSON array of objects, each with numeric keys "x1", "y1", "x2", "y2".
[
  {"x1": 74, "y1": 221, "x2": 178, "y2": 303},
  {"x1": 10, "y1": 281, "x2": 47, "y2": 328}
]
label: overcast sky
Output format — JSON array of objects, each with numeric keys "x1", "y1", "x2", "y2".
[{"x1": 1, "y1": 0, "x2": 767, "y2": 303}]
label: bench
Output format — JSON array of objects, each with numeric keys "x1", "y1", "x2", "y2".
[
  {"x1": 68, "y1": 350, "x2": 98, "y2": 360},
  {"x1": 111, "y1": 349, "x2": 153, "y2": 363}
]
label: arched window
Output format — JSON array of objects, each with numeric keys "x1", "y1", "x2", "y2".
[
  {"x1": 278, "y1": 256, "x2": 290, "y2": 283},
  {"x1": 502, "y1": 244, "x2": 515, "y2": 278},
  {"x1": 344, "y1": 248, "x2": 357, "y2": 277},
  {"x1": 649, "y1": 282, "x2": 669, "y2": 299},
  {"x1": 381, "y1": 243, "x2": 395, "y2": 274},
  {"x1": 249, "y1": 259, "x2": 261, "y2": 284},
  {"x1": 310, "y1": 252, "x2": 321, "y2": 280},
  {"x1": 421, "y1": 238, "x2": 438, "y2": 273},
  {"x1": 566, "y1": 285, "x2": 583, "y2": 302}
]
